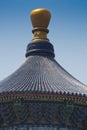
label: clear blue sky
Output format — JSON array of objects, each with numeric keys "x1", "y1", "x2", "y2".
[{"x1": 0, "y1": 0, "x2": 87, "y2": 84}]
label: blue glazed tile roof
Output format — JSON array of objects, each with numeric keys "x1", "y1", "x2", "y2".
[{"x1": 0, "y1": 55, "x2": 87, "y2": 95}]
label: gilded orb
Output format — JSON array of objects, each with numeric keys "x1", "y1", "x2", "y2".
[{"x1": 30, "y1": 8, "x2": 51, "y2": 28}]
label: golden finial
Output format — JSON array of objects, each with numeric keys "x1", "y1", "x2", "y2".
[{"x1": 30, "y1": 8, "x2": 51, "y2": 41}]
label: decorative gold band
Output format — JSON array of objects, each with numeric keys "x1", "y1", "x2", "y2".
[{"x1": 32, "y1": 31, "x2": 48, "y2": 40}]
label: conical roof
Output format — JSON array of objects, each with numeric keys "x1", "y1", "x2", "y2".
[
  {"x1": 0, "y1": 8, "x2": 87, "y2": 96},
  {"x1": 0, "y1": 54, "x2": 87, "y2": 95}
]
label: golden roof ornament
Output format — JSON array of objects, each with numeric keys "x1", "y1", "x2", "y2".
[{"x1": 30, "y1": 8, "x2": 51, "y2": 41}]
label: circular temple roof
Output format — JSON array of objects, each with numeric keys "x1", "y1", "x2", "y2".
[
  {"x1": 0, "y1": 8, "x2": 87, "y2": 96},
  {"x1": 0, "y1": 52, "x2": 87, "y2": 95}
]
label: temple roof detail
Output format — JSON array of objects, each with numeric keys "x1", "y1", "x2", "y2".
[
  {"x1": 0, "y1": 8, "x2": 87, "y2": 96},
  {"x1": 0, "y1": 55, "x2": 87, "y2": 95},
  {"x1": 0, "y1": 8, "x2": 87, "y2": 129}
]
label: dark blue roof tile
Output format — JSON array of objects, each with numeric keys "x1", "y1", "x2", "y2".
[{"x1": 0, "y1": 55, "x2": 87, "y2": 95}]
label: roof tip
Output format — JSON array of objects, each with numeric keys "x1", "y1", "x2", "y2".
[{"x1": 30, "y1": 8, "x2": 51, "y2": 41}]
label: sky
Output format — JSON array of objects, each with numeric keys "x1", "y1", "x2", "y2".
[{"x1": 0, "y1": 0, "x2": 87, "y2": 85}]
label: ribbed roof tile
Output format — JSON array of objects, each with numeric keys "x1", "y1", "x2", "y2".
[{"x1": 0, "y1": 55, "x2": 87, "y2": 95}]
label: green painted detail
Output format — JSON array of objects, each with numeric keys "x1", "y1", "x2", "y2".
[
  {"x1": 60, "y1": 99, "x2": 75, "y2": 125},
  {"x1": 13, "y1": 99, "x2": 22, "y2": 106},
  {"x1": 64, "y1": 99, "x2": 74, "y2": 108}
]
